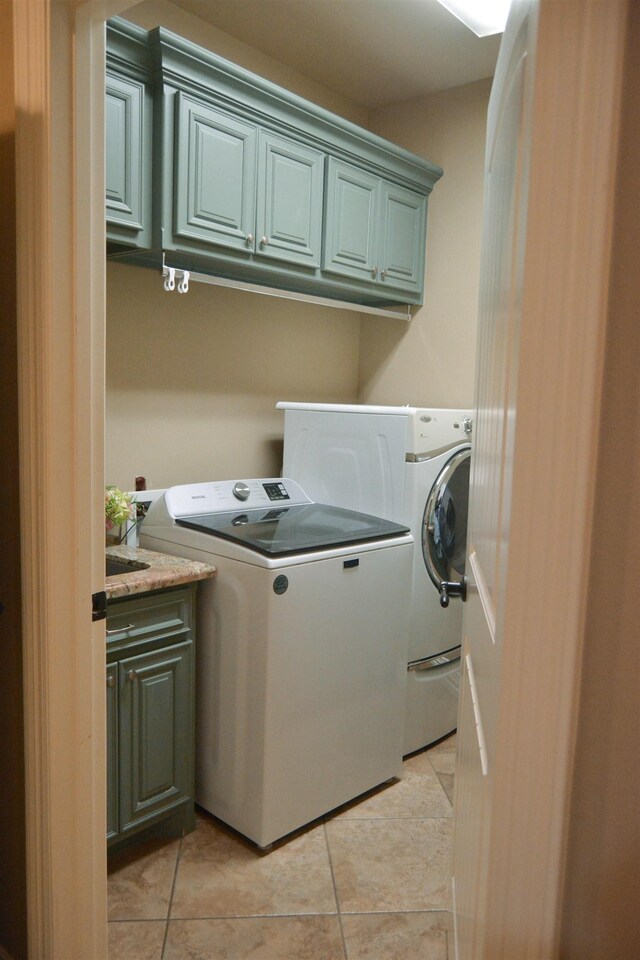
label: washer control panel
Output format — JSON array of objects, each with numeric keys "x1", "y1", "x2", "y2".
[
  {"x1": 262, "y1": 482, "x2": 290, "y2": 501},
  {"x1": 164, "y1": 478, "x2": 311, "y2": 518},
  {"x1": 232, "y1": 482, "x2": 250, "y2": 501}
]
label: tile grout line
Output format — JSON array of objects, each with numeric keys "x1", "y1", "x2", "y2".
[
  {"x1": 160, "y1": 834, "x2": 185, "y2": 959},
  {"x1": 322, "y1": 821, "x2": 349, "y2": 960}
]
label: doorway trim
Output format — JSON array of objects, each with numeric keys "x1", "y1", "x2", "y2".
[{"x1": 14, "y1": 0, "x2": 120, "y2": 955}]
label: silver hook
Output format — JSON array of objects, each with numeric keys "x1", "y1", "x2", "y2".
[{"x1": 177, "y1": 270, "x2": 190, "y2": 294}]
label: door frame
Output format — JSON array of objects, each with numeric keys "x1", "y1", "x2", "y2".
[
  {"x1": 15, "y1": 1, "x2": 630, "y2": 958},
  {"x1": 14, "y1": 1, "x2": 131, "y2": 956},
  {"x1": 452, "y1": 1, "x2": 630, "y2": 956},
  {"x1": 483, "y1": 2, "x2": 628, "y2": 953}
]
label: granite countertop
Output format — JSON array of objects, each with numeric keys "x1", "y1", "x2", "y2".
[{"x1": 105, "y1": 544, "x2": 216, "y2": 600}]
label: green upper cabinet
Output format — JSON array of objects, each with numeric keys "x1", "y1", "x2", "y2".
[
  {"x1": 107, "y1": 18, "x2": 443, "y2": 308},
  {"x1": 323, "y1": 160, "x2": 380, "y2": 284},
  {"x1": 106, "y1": 20, "x2": 152, "y2": 250},
  {"x1": 172, "y1": 98, "x2": 324, "y2": 268},
  {"x1": 324, "y1": 159, "x2": 427, "y2": 298},
  {"x1": 379, "y1": 181, "x2": 427, "y2": 297},
  {"x1": 174, "y1": 93, "x2": 257, "y2": 254},
  {"x1": 256, "y1": 131, "x2": 324, "y2": 269}
]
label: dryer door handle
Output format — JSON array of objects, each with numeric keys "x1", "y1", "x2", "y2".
[{"x1": 439, "y1": 578, "x2": 467, "y2": 608}]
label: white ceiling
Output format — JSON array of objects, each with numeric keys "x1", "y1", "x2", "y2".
[{"x1": 170, "y1": 0, "x2": 501, "y2": 108}]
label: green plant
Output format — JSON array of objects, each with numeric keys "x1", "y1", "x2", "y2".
[{"x1": 105, "y1": 486, "x2": 133, "y2": 531}]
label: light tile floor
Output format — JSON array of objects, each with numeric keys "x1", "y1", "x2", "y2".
[{"x1": 108, "y1": 733, "x2": 456, "y2": 960}]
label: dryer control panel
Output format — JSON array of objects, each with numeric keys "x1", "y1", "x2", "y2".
[{"x1": 409, "y1": 408, "x2": 473, "y2": 457}]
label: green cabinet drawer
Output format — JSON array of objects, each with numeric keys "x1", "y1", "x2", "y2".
[
  {"x1": 118, "y1": 640, "x2": 193, "y2": 836},
  {"x1": 105, "y1": 588, "x2": 192, "y2": 652}
]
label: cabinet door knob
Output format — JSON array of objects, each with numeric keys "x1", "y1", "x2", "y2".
[
  {"x1": 107, "y1": 675, "x2": 115, "y2": 688},
  {"x1": 381, "y1": 269, "x2": 387, "y2": 279},
  {"x1": 245, "y1": 233, "x2": 254, "y2": 245},
  {"x1": 260, "y1": 236, "x2": 268, "y2": 247},
  {"x1": 128, "y1": 670, "x2": 137, "y2": 681},
  {"x1": 371, "y1": 266, "x2": 378, "y2": 279}
]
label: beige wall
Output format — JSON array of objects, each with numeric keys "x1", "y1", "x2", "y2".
[
  {"x1": 106, "y1": 1, "x2": 489, "y2": 489},
  {"x1": 359, "y1": 79, "x2": 491, "y2": 408},
  {"x1": 106, "y1": 263, "x2": 361, "y2": 488},
  {"x1": 126, "y1": 0, "x2": 368, "y2": 126}
]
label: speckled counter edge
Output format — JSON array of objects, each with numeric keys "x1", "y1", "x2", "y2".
[{"x1": 105, "y1": 544, "x2": 216, "y2": 599}]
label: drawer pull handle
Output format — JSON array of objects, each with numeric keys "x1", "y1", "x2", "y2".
[{"x1": 106, "y1": 623, "x2": 134, "y2": 635}]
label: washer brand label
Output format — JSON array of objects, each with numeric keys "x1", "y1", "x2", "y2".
[{"x1": 273, "y1": 575, "x2": 289, "y2": 596}]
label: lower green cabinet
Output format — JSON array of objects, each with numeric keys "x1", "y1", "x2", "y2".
[
  {"x1": 106, "y1": 586, "x2": 196, "y2": 848},
  {"x1": 106, "y1": 664, "x2": 119, "y2": 842}
]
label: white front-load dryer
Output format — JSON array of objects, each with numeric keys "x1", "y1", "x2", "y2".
[
  {"x1": 277, "y1": 402, "x2": 472, "y2": 753},
  {"x1": 403, "y1": 438, "x2": 471, "y2": 754}
]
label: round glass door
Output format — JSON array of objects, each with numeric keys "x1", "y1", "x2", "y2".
[{"x1": 422, "y1": 448, "x2": 471, "y2": 591}]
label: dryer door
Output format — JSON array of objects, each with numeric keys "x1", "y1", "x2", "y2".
[{"x1": 422, "y1": 448, "x2": 471, "y2": 607}]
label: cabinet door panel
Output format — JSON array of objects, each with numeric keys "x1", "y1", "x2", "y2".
[
  {"x1": 379, "y1": 183, "x2": 426, "y2": 296},
  {"x1": 256, "y1": 131, "x2": 324, "y2": 268},
  {"x1": 106, "y1": 664, "x2": 119, "y2": 841},
  {"x1": 119, "y1": 640, "x2": 193, "y2": 834},
  {"x1": 174, "y1": 93, "x2": 257, "y2": 252},
  {"x1": 323, "y1": 158, "x2": 379, "y2": 282},
  {"x1": 106, "y1": 74, "x2": 149, "y2": 243}
]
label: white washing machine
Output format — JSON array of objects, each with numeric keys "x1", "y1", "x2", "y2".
[
  {"x1": 139, "y1": 477, "x2": 413, "y2": 848},
  {"x1": 276, "y1": 402, "x2": 472, "y2": 754}
]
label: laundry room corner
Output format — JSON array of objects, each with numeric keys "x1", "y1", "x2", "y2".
[{"x1": 357, "y1": 78, "x2": 491, "y2": 409}]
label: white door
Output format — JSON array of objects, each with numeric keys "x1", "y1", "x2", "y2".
[
  {"x1": 451, "y1": 1, "x2": 629, "y2": 958},
  {"x1": 451, "y1": 3, "x2": 537, "y2": 953}
]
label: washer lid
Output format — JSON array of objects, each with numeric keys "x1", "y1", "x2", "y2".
[{"x1": 176, "y1": 503, "x2": 410, "y2": 557}]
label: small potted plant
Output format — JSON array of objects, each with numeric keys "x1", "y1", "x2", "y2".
[{"x1": 105, "y1": 486, "x2": 134, "y2": 544}]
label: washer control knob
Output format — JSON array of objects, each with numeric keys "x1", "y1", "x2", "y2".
[{"x1": 232, "y1": 481, "x2": 250, "y2": 501}]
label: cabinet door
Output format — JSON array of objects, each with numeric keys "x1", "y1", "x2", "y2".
[
  {"x1": 105, "y1": 73, "x2": 151, "y2": 247},
  {"x1": 323, "y1": 158, "x2": 380, "y2": 283},
  {"x1": 379, "y1": 182, "x2": 427, "y2": 297},
  {"x1": 256, "y1": 131, "x2": 324, "y2": 268},
  {"x1": 106, "y1": 664, "x2": 119, "y2": 841},
  {"x1": 174, "y1": 92, "x2": 257, "y2": 254},
  {"x1": 118, "y1": 640, "x2": 193, "y2": 835}
]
